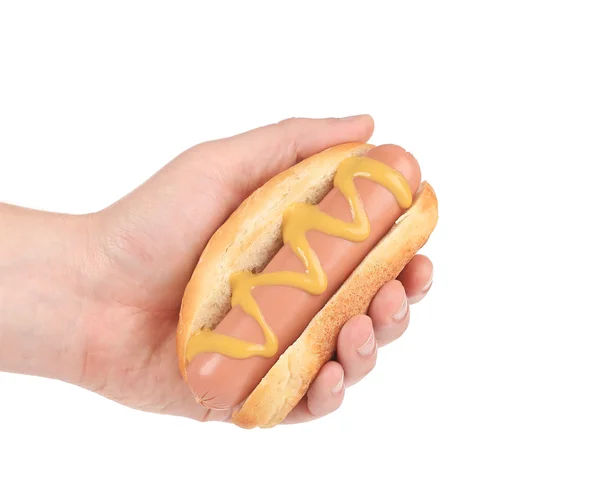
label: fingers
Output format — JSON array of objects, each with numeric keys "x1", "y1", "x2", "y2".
[
  {"x1": 264, "y1": 255, "x2": 435, "y2": 425},
  {"x1": 205, "y1": 115, "x2": 375, "y2": 203},
  {"x1": 367, "y1": 279, "x2": 411, "y2": 347},
  {"x1": 335, "y1": 315, "x2": 378, "y2": 387},
  {"x1": 282, "y1": 361, "x2": 345, "y2": 424},
  {"x1": 366, "y1": 256, "x2": 434, "y2": 345},
  {"x1": 279, "y1": 315, "x2": 378, "y2": 424},
  {"x1": 398, "y1": 254, "x2": 434, "y2": 304}
]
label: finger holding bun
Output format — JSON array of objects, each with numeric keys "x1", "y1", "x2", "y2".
[{"x1": 176, "y1": 142, "x2": 438, "y2": 428}]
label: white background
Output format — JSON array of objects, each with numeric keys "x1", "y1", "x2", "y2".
[{"x1": 1, "y1": 1, "x2": 599, "y2": 496}]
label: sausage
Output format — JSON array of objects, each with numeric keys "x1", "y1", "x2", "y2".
[{"x1": 186, "y1": 144, "x2": 422, "y2": 409}]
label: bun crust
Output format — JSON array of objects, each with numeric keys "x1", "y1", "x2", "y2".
[
  {"x1": 176, "y1": 143, "x2": 438, "y2": 428},
  {"x1": 232, "y1": 181, "x2": 438, "y2": 428}
]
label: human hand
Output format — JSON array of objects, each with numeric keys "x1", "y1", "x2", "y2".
[{"x1": 0, "y1": 116, "x2": 434, "y2": 424}]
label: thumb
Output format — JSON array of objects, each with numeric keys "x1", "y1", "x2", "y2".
[
  {"x1": 198, "y1": 115, "x2": 375, "y2": 205},
  {"x1": 102, "y1": 116, "x2": 374, "y2": 280}
]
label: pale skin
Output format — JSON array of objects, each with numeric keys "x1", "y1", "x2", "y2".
[{"x1": 0, "y1": 115, "x2": 434, "y2": 424}]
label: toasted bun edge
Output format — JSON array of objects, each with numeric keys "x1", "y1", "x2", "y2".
[{"x1": 232, "y1": 181, "x2": 438, "y2": 428}]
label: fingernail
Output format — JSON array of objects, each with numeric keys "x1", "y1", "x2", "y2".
[
  {"x1": 357, "y1": 330, "x2": 376, "y2": 356},
  {"x1": 408, "y1": 271, "x2": 434, "y2": 305},
  {"x1": 332, "y1": 372, "x2": 344, "y2": 394},
  {"x1": 422, "y1": 270, "x2": 434, "y2": 293},
  {"x1": 339, "y1": 114, "x2": 367, "y2": 121},
  {"x1": 392, "y1": 297, "x2": 408, "y2": 321},
  {"x1": 408, "y1": 294, "x2": 422, "y2": 305}
]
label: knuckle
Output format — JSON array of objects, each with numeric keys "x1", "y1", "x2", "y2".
[{"x1": 276, "y1": 116, "x2": 301, "y2": 128}]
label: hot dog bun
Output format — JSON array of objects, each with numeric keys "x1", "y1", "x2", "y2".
[{"x1": 176, "y1": 142, "x2": 438, "y2": 428}]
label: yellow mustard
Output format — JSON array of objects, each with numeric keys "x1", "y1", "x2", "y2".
[{"x1": 185, "y1": 156, "x2": 413, "y2": 363}]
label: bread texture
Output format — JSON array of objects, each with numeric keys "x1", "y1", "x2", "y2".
[{"x1": 176, "y1": 143, "x2": 438, "y2": 428}]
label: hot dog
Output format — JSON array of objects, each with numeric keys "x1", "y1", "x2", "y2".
[{"x1": 176, "y1": 142, "x2": 438, "y2": 428}]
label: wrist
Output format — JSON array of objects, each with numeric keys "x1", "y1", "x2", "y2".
[{"x1": 0, "y1": 204, "x2": 94, "y2": 384}]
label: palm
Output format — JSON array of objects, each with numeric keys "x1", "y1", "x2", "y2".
[{"x1": 83, "y1": 169, "x2": 235, "y2": 422}]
